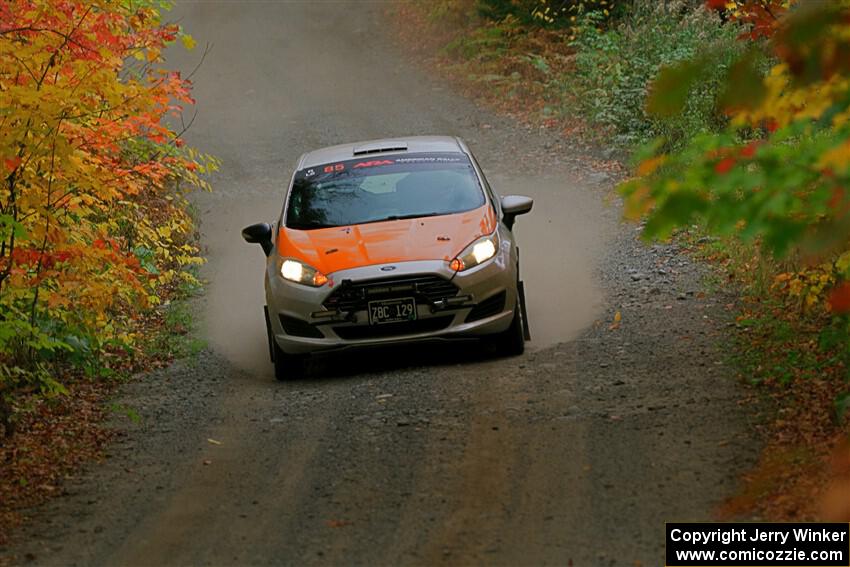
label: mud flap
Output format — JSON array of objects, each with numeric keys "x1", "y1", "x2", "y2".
[
  {"x1": 518, "y1": 280, "x2": 531, "y2": 341},
  {"x1": 263, "y1": 305, "x2": 275, "y2": 363}
]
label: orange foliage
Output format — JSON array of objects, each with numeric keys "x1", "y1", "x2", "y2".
[{"x1": 0, "y1": 1, "x2": 216, "y2": 397}]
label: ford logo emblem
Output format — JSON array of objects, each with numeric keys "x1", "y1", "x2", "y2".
[{"x1": 380, "y1": 265, "x2": 396, "y2": 272}]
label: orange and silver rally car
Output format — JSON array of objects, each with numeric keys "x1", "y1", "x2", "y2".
[{"x1": 242, "y1": 136, "x2": 533, "y2": 380}]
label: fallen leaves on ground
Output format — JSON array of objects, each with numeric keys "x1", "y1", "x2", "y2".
[
  {"x1": 0, "y1": 381, "x2": 113, "y2": 546},
  {"x1": 0, "y1": 299, "x2": 194, "y2": 547},
  {"x1": 678, "y1": 233, "x2": 850, "y2": 521}
]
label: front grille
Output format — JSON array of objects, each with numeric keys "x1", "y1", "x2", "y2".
[
  {"x1": 323, "y1": 275, "x2": 459, "y2": 313},
  {"x1": 279, "y1": 314, "x2": 324, "y2": 339},
  {"x1": 333, "y1": 316, "x2": 453, "y2": 340},
  {"x1": 465, "y1": 291, "x2": 506, "y2": 323}
]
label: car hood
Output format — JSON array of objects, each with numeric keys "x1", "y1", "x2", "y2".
[{"x1": 277, "y1": 205, "x2": 497, "y2": 276}]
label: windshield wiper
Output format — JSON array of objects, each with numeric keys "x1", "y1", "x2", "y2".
[
  {"x1": 291, "y1": 212, "x2": 448, "y2": 229},
  {"x1": 377, "y1": 212, "x2": 445, "y2": 222},
  {"x1": 288, "y1": 222, "x2": 335, "y2": 230}
]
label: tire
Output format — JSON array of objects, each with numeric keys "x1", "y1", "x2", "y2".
[
  {"x1": 490, "y1": 300, "x2": 525, "y2": 357},
  {"x1": 272, "y1": 336, "x2": 307, "y2": 381},
  {"x1": 265, "y1": 305, "x2": 306, "y2": 381}
]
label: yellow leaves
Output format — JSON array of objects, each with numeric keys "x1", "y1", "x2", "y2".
[
  {"x1": 787, "y1": 277, "x2": 804, "y2": 296},
  {"x1": 836, "y1": 251, "x2": 850, "y2": 274},
  {"x1": 731, "y1": 60, "x2": 850, "y2": 131},
  {"x1": 181, "y1": 34, "x2": 197, "y2": 51},
  {"x1": 818, "y1": 140, "x2": 850, "y2": 174},
  {"x1": 175, "y1": 255, "x2": 205, "y2": 266},
  {"x1": 774, "y1": 263, "x2": 838, "y2": 310},
  {"x1": 0, "y1": 0, "x2": 215, "y2": 374}
]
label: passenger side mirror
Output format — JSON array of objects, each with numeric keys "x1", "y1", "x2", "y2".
[
  {"x1": 501, "y1": 195, "x2": 533, "y2": 230},
  {"x1": 242, "y1": 222, "x2": 273, "y2": 256}
]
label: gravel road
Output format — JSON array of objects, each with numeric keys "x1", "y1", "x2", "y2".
[{"x1": 4, "y1": 1, "x2": 758, "y2": 565}]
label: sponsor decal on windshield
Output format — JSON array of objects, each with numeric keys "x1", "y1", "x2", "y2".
[
  {"x1": 297, "y1": 152, "x2": 471, "y2": 180},
  {"x1": 394, "y1": 156, "x2": 465, "y2": 163},
  {"x1": 323, "y1": 163, "x2": 345, "y2": 173},
  {"x1": 353, "y1": 159, "x2": 394, "y2": 168}
]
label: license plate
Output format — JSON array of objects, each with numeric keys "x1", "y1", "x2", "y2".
[{"x1": 368, "y1": 297, "x2": 417, "y2": 325}]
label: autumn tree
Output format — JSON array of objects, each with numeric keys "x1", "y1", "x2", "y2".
[
  {"x1": 621, "y1": 1, "x2": 850, "y2": 310},
  {"x1": 0, "y1": 0, "x2": 215, "y2": 419}
]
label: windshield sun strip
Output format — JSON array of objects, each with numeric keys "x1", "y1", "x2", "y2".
[{"x1": 282, "y1": 152, "x2": 489, "y2": 231}]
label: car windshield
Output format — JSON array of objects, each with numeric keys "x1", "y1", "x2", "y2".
[{"x1": 285, "y1": 152, "x2": 486, "y2": 230}]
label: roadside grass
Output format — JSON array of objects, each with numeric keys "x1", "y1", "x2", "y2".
[
  {"x1": 107, "y1": 402, "x2": 142, "y2": 424},
  {"x1": 398, "y1": 1, "x2": 741, "y2": 153},
  {"x1": 566, "y1": 1, "x2": 743, "y2": 151},
  {"x1": 391, "y1": 1, "x2": 850, "y2": 521},
  {"x1": 442, "y1": 17, "x2": 577, "y2": 125},
  {"x1": 0, "y1": 269, "x2": 207, "y2": 546},
  {"x1": 679, "y1": 229, "x2": 850, "y2": 519},
  {"x1": 143, "y1": 278, "x2": 207, "y2": 364},
  {"x1": 395, "y1": 3, "x2": 582, "y2": 130}
]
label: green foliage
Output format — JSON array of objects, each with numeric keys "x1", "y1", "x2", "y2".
[
  {"x1": 444, "y1": 21, "x2": 516, "y2": 60},
  {"x1": 568, "y1": 0, "x2": 743, "y2": 148},
  {"x1": 625, "y1": 123, "x2": 850, "y2": 253},
  {"x1": 425, "y1": 0, "x2": 477, "y2": 26},
  {"x1": 733, "y1": 305, "x2": 839, "y2": 385},
  {"x1": 624, "y1": 2, "x2": 850, "y2": 255},
  {"x1": 475, "y1": 0, "x2": 519, "y2": 21},
  {"x1": 620, "y1": 1, "x2": 850, "y2": 417},
  {"x1": 476, "y1": 0, "x2": 624, "y2": 28},
  {"x1": 144, "y1": 297, "x2": 206, "y2": 361},
  {"x1": 108, "y1": 402, "x2": 141, "y2": 423}
]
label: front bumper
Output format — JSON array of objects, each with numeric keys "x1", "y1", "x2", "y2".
[{"x1": 265, "y1": 252, "x2": 517, "y2": 355}]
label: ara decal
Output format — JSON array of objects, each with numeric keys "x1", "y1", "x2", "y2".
[{"x1": 353, "y1": 159, "x2": 394, "y2": 168}]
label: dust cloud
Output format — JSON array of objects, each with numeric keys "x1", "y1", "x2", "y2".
[
  {"x1": 199, "y1": 172, "x2": 608, "y2": 377},
  {"x1": 200, "y1": 192, "x2": 281, "y2": 377},
  {"x1": 489, "y1": 174, "x2": 608, "y2": 348}
]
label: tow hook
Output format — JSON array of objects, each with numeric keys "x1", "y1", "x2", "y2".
[
  {"x1": 430, "y1": 294, "x2": 473, "y2": 313},
  {"x1": 310, "y1": 309, "x2": 357, "y2": 323}
]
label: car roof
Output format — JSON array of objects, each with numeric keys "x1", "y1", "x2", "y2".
[{"x1": 296, "y1": 136, "x2": 469, "y2": 170}]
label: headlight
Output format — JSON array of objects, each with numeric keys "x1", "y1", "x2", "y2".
[
  {"x1": 450, "y1": 233, "x2": 498, "y2": 272},
  {"x1": 280, "y1": 258, "x2": 328, "y2": 287}
]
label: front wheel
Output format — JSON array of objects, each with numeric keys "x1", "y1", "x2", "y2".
[
  {"x1": 266, "y1": 305, "x2": 307, "y2": 381},
  {"x1": 272, "y1": 339, "x2": 307, "y2": 381},
  {"x1": 489, "y1": 302, "x2": 525, "y2": 356}
]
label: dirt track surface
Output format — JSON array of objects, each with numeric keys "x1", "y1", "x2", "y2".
[{"x1": 3, "y1": 1, "x2": 758, "y2": 565}]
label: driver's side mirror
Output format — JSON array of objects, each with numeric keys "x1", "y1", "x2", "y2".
[
  {"x1": 242, "y1": 222, "x2": 273, "y2": 256},
  {"x1": 501, "y1": 195, "x2": 533, "y2": 230}
]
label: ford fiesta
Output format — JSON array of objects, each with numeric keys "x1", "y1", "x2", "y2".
[{"x1": 242, "y1": 136, "x2": 533, "y2": 380}]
